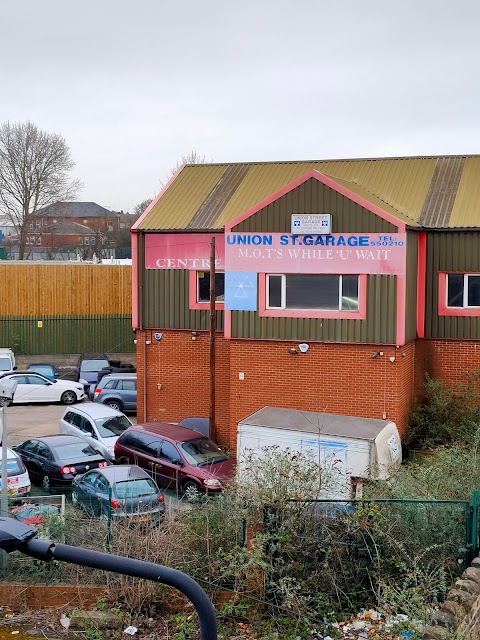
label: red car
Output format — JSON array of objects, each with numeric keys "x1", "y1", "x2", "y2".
[{"x1": 114, "y1": 423, "x2": 235, "y2": 500}]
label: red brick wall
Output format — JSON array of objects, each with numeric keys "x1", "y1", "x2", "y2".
[
  {"x1": 0, "y1": 584, "x2": 106, "y2": 609},
  {"x1": 414, "y1": 339, "x2": 480, "y2": 400},
  {"x1": 136, "y1": 330, "x2": 418, "y2": 446}
]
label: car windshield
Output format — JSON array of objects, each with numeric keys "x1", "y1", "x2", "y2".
[
  {"x1": 179, "y1": 438, "x2": 229, "y2": 466},
  {"x1": 0, "y1": 358, "x2": 12, "y2": 371},
  {"x1": 54, "y1": 443, "x2": 99, "y2": 459},
  {"x1": 114, "y1": 478, "x2": 157, "y2": 499},
  {"x1": 95, "y1": 416, "x2": 131, "y2": 438},
  {"x1": 1, "y1": 459, "x2": 26, "y2": 478},
  {"x1": 28, "y1": 365, "x2": 53, "y2": 377},
  {"x1": 80, "y1": 359, "x2": 109, "y2": 373}
]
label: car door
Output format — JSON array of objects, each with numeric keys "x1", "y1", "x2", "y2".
[
  {"x1": 35, "y1": 442, "x2": 56, "y2": 479},
  {"x1": 16, "y1": 440, "x2": 40, "y2": 479},
  {"x1": 74, "y1": 471, "x2": 101, "y2": 515},
  {"x1": 61, "y1": 410, "x2": 82, "y2": 437},
  {"x1": 78, "y1": 416, "x2": 100, "y2": 452},
  {"x1": 155, "y1": 440, "x2": 184, "y2": 490},
  {"x1": 119, "y1": 379, "x2": 137, "y2": 411},
  {"x1": 8, "y1": 375, "x2": 30, "y2": 403},
  {"x1": 25, "y1": 374, "x2": 57, "y2": 402},
  {"x1": 125, "y1": 433, "x2": 161, "y2": 481}
]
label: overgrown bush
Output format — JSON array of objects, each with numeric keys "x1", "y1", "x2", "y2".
[{"x1": 406, "y1": 372, "x2": 480, "y2": 450}]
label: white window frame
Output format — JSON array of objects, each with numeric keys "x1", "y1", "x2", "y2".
[
  {"x1": 266, "y1": 273, "x2": 359, "y2": 312},
  {"x1": 447, "y1": 273, "x2": 480, "y2": 309}
]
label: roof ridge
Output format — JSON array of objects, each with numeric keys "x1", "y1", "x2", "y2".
[
  {"x1": 323, "y1": 172, "x2": 420, "y2": 225},
  {"x1": 183, "y1": 153, "x2": 480, "y2": 168}
]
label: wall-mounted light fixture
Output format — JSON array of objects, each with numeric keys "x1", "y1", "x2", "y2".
[
  {"x1": 371, "y1": 351, "x2": 383, "y2": 359},
  {"x1": 289, "y1": 348, "x2": 298, "y2": 355},
  {"x1": 191, "y1": 331, "x2": 199, "y2": 341}
]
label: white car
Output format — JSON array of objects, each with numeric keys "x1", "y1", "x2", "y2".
[
  {"x1": 0, "y1": 448, "x2": 31, "y2": 496},
  {"x1": 0, "y1": 372, "x2": 85, "y2": 406},
  {"x1": 60, "y1": 403, "x2": 132, "y2": 461}
]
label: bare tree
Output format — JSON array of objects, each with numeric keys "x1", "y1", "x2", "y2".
[
  {"x1": 0, "y1": 121, "x2": 82, "y2": 259},
  {"x1": 133, "y1": 198, "x2": 153, "y2": 216},
  {"x1": 169, "y1": 150, "x2": 209, "y2": 177}
]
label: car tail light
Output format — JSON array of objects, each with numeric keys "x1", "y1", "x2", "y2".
[
  {"x1": 158, "y1": 494, "x2": 165, "y2": 503},
  {"x1": 94, "y1": 389, "x2": 101, "y2": 399},
  {"x1": 61, "y1": 466, "x2": 76, "y2": 475},
  {"x1": 110, "y1": 500, "x2": 122, "y2": 509},
  {"x1": 98, "y1": 462, "x2": 107, "y2": 468}
]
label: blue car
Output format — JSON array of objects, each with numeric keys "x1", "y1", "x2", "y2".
[{"x1": 26, "y1": 363, "x2": 60, "y2": 382}]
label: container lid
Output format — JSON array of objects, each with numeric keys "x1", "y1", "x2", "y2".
[{"x1": 238, "y1": 406, "x2": 394, "y2": 442}]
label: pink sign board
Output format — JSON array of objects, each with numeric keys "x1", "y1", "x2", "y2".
[
  {"x1": 145, "y1": 234, "x2": 225, "y2": 270},
  {"x1": 225, "y1": 232, "x2": 406, "y2": 275}
]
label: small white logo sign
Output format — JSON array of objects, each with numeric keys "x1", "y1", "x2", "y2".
[{"x1": 291, "y1": 214, "x2": 332, "y2": 234}]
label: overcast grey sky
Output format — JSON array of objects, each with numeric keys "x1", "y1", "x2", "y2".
[{"x1": 1, "y1": 0, "x2": 479, "y2": 212}]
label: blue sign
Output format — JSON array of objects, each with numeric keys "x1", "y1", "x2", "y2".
[{"x1": 225, "y1": 272, "x2": 257, "y2": 311}]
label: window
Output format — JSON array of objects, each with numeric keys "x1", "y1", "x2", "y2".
[
  {"x1": 36, "y1": 237, "x2": 41, "y2": 245},
  {"x1": 30, "y1": 237, "x2": 36, "y2": 245},
  {"x1": 91, "y1": 237, "x2": 96, "y2": 245},
  {"x1": 266, "y1": 274, "x2": 359, "y2": 311},
  {"x1": 78, "y1": 238, "x2": 83, "y2": 245},
  {"x1": 159, "y1": 441, "x2": 182, "y2": 464},
  {"x1": 439, "y1": 273, "x2": 480, "y2": 316},
  {"x1": 84, "y1": 238, "x2": 90, "y2": 245},
  {"x1": 25, "y1": 238, "x2": 29, "y2": 245},
  {"x1": 36, "y1": 222, "x2": 41, "y2": 229},
  {"x1": 447, "y1": 274, "x2": 480, "y2": 308},
  {"x1": 197, "y1": 272, "x2": 225, "y2": 303},
  {"x1": 29, "y1": 223, "x2": 33, "y2": 229}
]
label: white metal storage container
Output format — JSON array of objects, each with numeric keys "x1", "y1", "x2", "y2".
[{"x1": 237, "y1": 407, "x2": 402, "y2": 499}]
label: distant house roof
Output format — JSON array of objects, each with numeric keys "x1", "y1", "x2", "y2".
[
  {"x1": 134, "y1": 155, "x2": 480, "y2": 231},
  {"x1": 41, "y1": 221, "x2": 98, "y2": 235},
  {"x1": 36, "y1": 202, "x2": 116, "y2": 219},
  {"x1": 11, "y1": 221, "x2": 99, "y2": 239}
]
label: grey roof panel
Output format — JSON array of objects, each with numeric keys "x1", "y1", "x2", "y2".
[
  {"x1": 238, "y1": 406, "x2": 392, "y2": 441},
  {"x1": 36, "y1": 202, "x2": 115, "y2": 218},
  {"x1": 419, "y1": 157, "x2": 465, "y2": 228}
]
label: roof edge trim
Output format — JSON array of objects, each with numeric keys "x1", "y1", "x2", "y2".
[
  {"x1": 132, "y1": 164, "x2": 185, "y2": 231},
  {"x1": 225, "y1": 169, "x2": 406, "y2": 232}
]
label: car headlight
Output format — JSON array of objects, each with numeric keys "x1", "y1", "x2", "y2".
[
  {"x1": 75, "y1": 386, "x2": 83, "y2": 391},
  {"x1": 204, "y1": 478, "x2": 222, "y2": 487}
]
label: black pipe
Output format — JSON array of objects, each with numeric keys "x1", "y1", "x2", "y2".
[{"x1": 23, "y1": 538, "x2": 217, "y2": 640}]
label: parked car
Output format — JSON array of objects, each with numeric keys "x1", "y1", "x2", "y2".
[
  {"x1": 114, "y1": 423, "x2": 235, "y2": 499},
  {"x1": 72, "y1": 465, "x2": 165, "y2": 524},
  {"x1": 13, "y1": 435, "x2": 108, "y2": 492},
  {"x1": 0, "y1": 448, "x2": 31, "y2": 497},
  {"x1": 74, "y1": 353, "x2": 111, "y2": 393},
  {"x1": 26, "y1": 363, "x2": 60, "y2": 381},
  {"x1": 92, "y1": 373, "x2": 137, "y2": 412},
  {"x1": 0, "y1": 372, "x2": 85, "y2": 406},
  {"x1": 60, "y1": 403, "x2": 133, "y2": 461}
]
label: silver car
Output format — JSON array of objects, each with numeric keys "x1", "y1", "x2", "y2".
[{"x1": 59, "y1": 403, "x2": 132, "y2": 461}]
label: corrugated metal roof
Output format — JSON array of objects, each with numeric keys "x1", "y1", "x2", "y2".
[
  {"x1": 137, "y1": 156, "x2": 480, "y2": 231},
  {"x1": 419, "y1": 157, "x2": 464, "y2": 227},
  {"x1": 449, "y1": 157, "x2": 480, "y2": 227},
  {"x1": 238, "y1": 406, "x2": 391, "y2": 441},
  {"x1": 136, "y1": 165, "x2": 226, "y2": 230}
]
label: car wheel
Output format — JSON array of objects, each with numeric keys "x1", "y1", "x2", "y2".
[
  {"x1": 61, "y1": 390, "x2": 77, "y2": 405},
  {"x1": 0, "y1": 397, "x2": 12, "y2": 407},
  {"x1": 42, "y1": 475, "x2": 51, "y2": 492},
  {"x1": 183, "y1": 480, "x2": 202, "y2": 502},
  {"x1": 105, "y1": 399, "x2": 122, "y2": 412}
]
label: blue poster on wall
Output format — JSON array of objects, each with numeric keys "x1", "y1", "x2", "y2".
[{"x1": 225, "y1": 272, "x2": 257, "y2": 311}]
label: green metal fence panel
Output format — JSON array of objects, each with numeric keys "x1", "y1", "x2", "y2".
[
  {"x1": 0, "y1": 315, "x2": 134, "y2": 355},
  {"x1": 262, "y1": 497, "x2": 476, "y2": 612}
]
